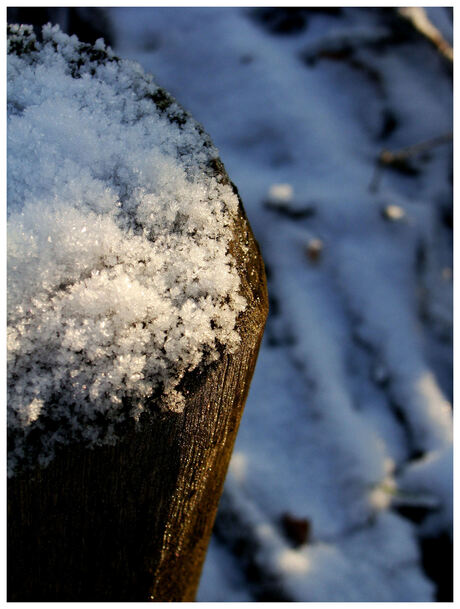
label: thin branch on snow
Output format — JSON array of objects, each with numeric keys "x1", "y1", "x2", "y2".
[
  {"x1": 397, "y1": 7, "x2": 453, "y2": 63},
  {"x1": 369, "y1": 132, "x2": 453, "y2": 192}
]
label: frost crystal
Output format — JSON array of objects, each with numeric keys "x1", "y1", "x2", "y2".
[{"x1": 7, "y1": 24, "x2": 246, "y2": 475}]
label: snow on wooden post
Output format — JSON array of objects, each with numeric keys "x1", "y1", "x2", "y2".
[{"x1": 7, "y1": 25, "x2": 268, "y2": 602}]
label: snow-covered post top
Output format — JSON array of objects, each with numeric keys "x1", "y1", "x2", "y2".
[
  {"x1": 8, "y1": 23, "x2": 248, "y2": 472},
  {"x1": 7, "y1": 24, "x2": 268, "y2": 601}
]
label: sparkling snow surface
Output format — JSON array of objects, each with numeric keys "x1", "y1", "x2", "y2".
[
  {"x1": 111, "y1": 7, "x2": 452, "y2": 601},
  {"x1": 7, "y1": 24, "x2": 245, "y2": 475}
]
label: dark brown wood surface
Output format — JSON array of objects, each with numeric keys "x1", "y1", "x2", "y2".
[{"x1": 7, "y1": 191, "x2": 268, "y2": 601}]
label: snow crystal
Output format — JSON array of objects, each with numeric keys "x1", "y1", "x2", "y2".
[{"x1": 7, "y1": 23, "x2": 246, "y2": 475}]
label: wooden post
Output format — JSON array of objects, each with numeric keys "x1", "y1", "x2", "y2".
[
  {"x1": 8, "y1": 193, "x2": 267, "y2": 602},
  {"x1": 7, "y1": 26, "x2": 268, "y2": 602}
]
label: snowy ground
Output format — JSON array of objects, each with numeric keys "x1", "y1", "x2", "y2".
[
  {"x1": 8, "y1": 7, "x2": 453, "y2": 602},
  {"x1": 109, "y1": 7, "x2": 453, "y2": 602}
]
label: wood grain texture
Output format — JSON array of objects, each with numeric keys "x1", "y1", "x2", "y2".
[{"x1": 8, "y1": 188, "x2": 268, "y2": 601}]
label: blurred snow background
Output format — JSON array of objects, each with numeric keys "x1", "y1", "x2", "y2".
[{"x1": 8, "y1": 6, "x2": 453, "y2": 602}]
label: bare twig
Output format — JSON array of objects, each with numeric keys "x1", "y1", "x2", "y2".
[
  {"x1": 369, "y1": 132, "x2": 453, "y2": 192},
  {"x1": 379, "y1": 132, "x2": 453, "y2": 165},
  {"x1": 398, "y1": 7, "x2": 453, "y2": 63}
]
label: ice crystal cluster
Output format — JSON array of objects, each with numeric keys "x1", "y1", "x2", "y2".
[{"x1": 7, "y1": 24, "x2": 246, "y2": 475}]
